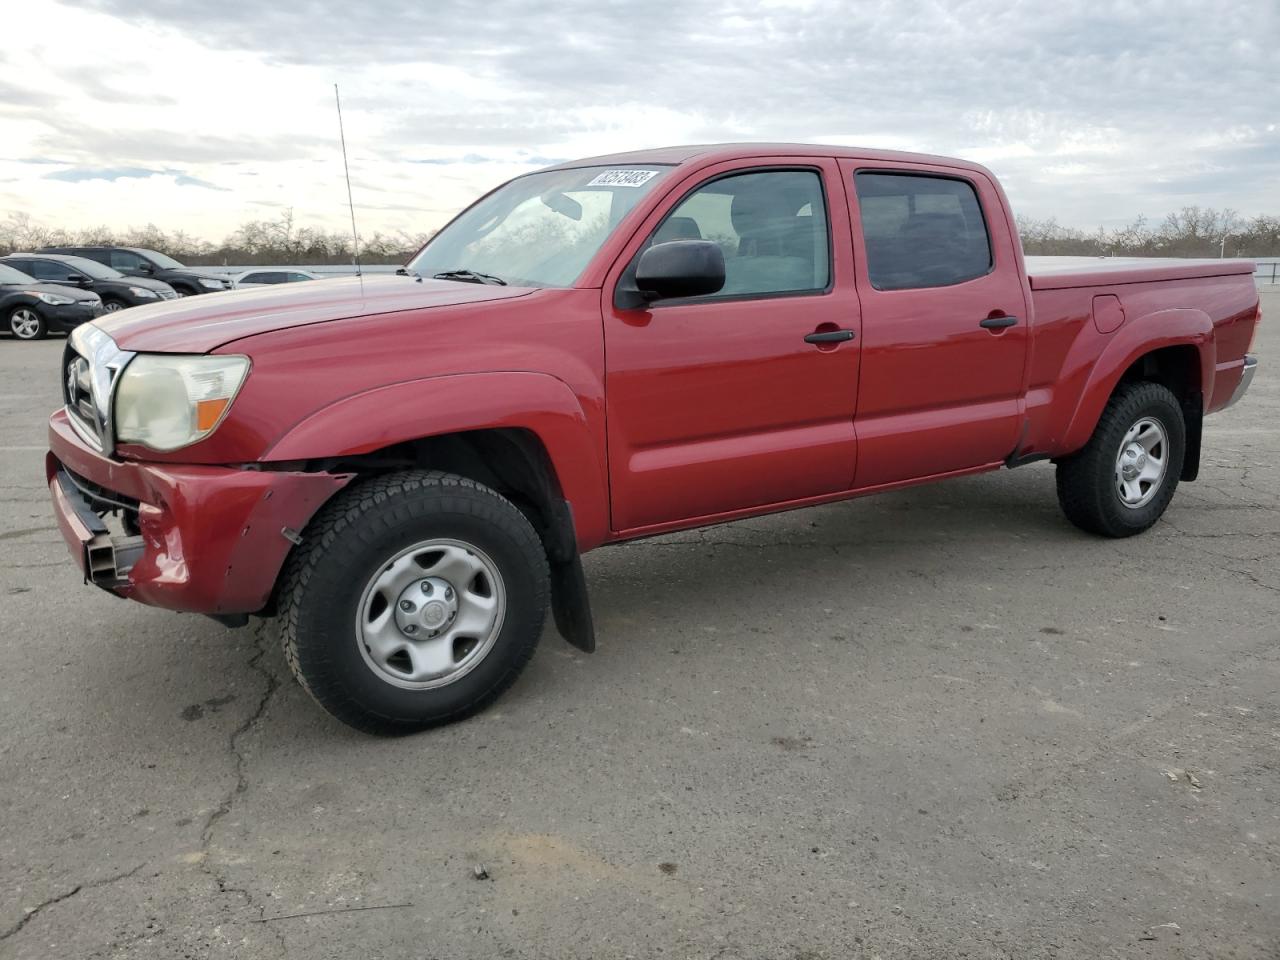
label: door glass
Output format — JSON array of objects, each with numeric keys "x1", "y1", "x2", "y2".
[
  {"x1": 654, "y1": 170, "x2": 830, "y2": 298},
  {"x1": 854, "y1": 173, "x2": 992, "y2": 290},
  {"x1": 29, "y1": 260, "x2": 72, "y2": 281},
  {"x1": 110, "y1": 250, "x2": 146, "y2": 271}
]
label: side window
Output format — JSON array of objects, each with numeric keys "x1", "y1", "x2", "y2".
[
  {"x1": 854, "y1": 173, "x2": 992, "y2": 290},
  {"x1": 653, "y1": 169, "x2": 830, "y2": 299},
  {"x1": 28, "y1": 261, "x2": 68, "y2": 280},
  {"x1": 110, "y1": 250, "x2": 146, "y2": 271},
  {"x1": 6, "y1": 259, "x2": 34, "y2": 275}
]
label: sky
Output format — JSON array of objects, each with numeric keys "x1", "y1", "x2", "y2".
[{"x1": 1, "y1": 0, "x2": 1276, "y2": 242}]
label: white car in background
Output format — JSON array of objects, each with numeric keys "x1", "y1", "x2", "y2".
[{"x1": 234, "y1": 268, "x2": 320, "y2": 287}]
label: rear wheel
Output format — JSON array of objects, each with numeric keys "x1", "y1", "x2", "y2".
[
  {"x1": 1056, "y1": 381, "x2": 1185, "y2": 537},
  {"x1": 277, "y1": 471, "x2": 549, "y2": 735},
  {"x1": 8, "y1": 306, "x2": 47, "y2": 340}
]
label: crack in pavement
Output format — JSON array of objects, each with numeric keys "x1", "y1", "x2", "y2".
[
  {"x1": 0, "y1": 526, "x2": 55, "y2": 542},
  {"x1": 197, "y1": 621, "x2": 285, "y2": 950},
  {"x1": 1, "y1": 863, "x2": 144, "y2": 943}
]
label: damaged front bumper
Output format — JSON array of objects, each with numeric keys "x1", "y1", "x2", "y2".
[{"x1": 47, "y1": 409, "x2": 352, "y2": 616}]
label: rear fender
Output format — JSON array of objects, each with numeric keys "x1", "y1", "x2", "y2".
[
  {"x1": 1059, "y1": 308, "x2": 1215, "y2": 454},
  {"x1": 263, "y1": 372, "x2": 610, "y2": 550}
]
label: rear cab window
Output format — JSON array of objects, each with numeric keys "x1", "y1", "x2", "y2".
[{"x1": 854, "y1": 172, "x2": 992, "y2": 290}]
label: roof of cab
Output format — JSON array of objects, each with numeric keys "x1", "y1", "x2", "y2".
[{"x1": 541, "y1": 142, "x2": 990, "y2": 175}]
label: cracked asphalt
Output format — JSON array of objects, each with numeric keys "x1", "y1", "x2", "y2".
[{"x1": 1, "y1": 291, "x2": 1276, "y2": 960}]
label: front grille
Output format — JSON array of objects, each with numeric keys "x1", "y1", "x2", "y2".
[
  {"x1": 64, "y1": 465, "x2": 140, "y2": 513},
  {"x1": 61, "y1": 328, "x2": 134, "y2": 454},
  {"x1": 63, "y1": 344, "x2": 101, "y2": 447}
]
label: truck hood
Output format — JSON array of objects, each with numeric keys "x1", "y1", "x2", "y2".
[{"x1": 96, "y1": 274, "x2": 536, "y2": 353}]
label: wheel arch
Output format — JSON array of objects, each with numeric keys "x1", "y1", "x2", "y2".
[
  {"x1": 1060, "y1": 308, "x2": 1214, "y2": 476},
  {"x1": 261, "y1": 371, "x2": 608, "y2": 551}
]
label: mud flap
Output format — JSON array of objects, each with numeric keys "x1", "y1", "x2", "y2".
[
  {"x1": 550, "y1": 554, "x2": 595, "y2": 653},
  {"x1": 1180, "y1": 393, "x2": 1202, "y2": 482}
]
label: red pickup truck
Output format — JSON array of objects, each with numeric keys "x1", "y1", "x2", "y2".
[{"x1": 48, "y1": 144, "x2": 1261, "y2": 734}]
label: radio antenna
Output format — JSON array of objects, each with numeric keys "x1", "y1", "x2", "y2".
[{"x1": 334, "y1": 83, "x2": 363, "y2": 290}]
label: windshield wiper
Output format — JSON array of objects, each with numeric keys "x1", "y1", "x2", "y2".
[{"x1": 432, "y1": 269, "x2": 507, "y2": 286}]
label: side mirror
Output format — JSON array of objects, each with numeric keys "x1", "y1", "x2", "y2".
[
  {"x1": 138, "y1": 262, "x2": 154, "y2": 274},
  {"x1": 627, "y1": 240, "x2": 725, "y2": 307},
  {"x1": 69, "y1": 274, "x2": 90, "y2": 285}
]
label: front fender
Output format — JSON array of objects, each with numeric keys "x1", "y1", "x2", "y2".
[
  {"x1": 262, "y1": 371, "x2": 610, "y2": 550},
  {"x1": 1058, "y1": 308, "x2": 1215, "y2": 453}
]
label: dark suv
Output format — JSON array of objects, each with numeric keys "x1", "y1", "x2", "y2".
[
  {"x1": 37, "y1": 246, "x2": 233, "y2": 296},
  {"x1": 2, "y1": 253, "x2": 178, "y2": 312}
]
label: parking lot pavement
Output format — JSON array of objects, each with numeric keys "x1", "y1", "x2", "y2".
[{"x1": 0, "y1": 295, "x2": 1276, "y2": 960}]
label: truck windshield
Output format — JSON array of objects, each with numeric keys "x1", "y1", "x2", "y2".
[{"x1": 407, "y1": 165, "x2": 672, "y2": 288}]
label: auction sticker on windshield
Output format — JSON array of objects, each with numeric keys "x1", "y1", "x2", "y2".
[{"x1": 586, "y1": 169, "x2": 660, "y2": 187}]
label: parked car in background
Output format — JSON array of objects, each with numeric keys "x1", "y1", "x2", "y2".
[
  {"x1": 2, "y1": 253, "x2": 177, "y2": 313},
  {"x1": 37, "y1": 246, "x2": 234, "y2": 296},
  {"x1": 235, "y1": 268, "x2": 319, "y2": 287},
  {"x1": 0, "y1": 262, "x2": 103, "y2": 340}
]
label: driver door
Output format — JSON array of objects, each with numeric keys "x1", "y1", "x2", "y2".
[{"x1": 602, "y1": 159, "x2": 862, "y2": 532}]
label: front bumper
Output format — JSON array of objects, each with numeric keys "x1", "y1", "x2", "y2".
[{"x1": 48, "y1": 410, "x2": 352, "y2": 615}]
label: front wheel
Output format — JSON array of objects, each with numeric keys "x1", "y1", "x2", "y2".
[
  {"x1": 102, "y1": 299, "x2": 128, "y2": 313},
  {"x1": 277, "y1": 471, "x2": 549, "y2": 735},
  {"x1": 1056, "y1": 381, "x2": 1185, "y2": 537},
  {"x1": 8, "y1": 306, "x2": 47, "y2": 340}
]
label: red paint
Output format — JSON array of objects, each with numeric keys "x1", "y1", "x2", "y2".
[
  {"x1": 1092, "y1": 295, "x2": 1125, "y2": 335},
  {"x1": 49, "y1": 412, "x2": 351, "y2": 613},
  {"x1": 47, "y1": 143, "x2": 1261, "y2": 616}
]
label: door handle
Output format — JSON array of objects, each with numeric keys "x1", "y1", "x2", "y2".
[
  {"x1": 804, "y1": 328, "x2": 855, "y2": 344},
  {"x1": 979, "y1": 315, "x2": 1018, "y2": 330}
]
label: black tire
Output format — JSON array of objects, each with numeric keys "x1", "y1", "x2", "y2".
[
  {"x1": 277, "y1": 471, "x2": 549, "y2": 735},
  {"x1": 102, "y1": 298, "x2": 129, "y2": 313},
  {"x1": 7, "y1": 305, "x2": 47, "y2": 340},
  {"x1": 1056, "y1": 381, "x2": 1185, "y2": 537}
]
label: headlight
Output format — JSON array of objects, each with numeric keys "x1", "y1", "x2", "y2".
[
  {"x1": 114, "y1": 354, "x2": 250, "y2": 451},
  {"x1": 128, "y1": 286, "x2": 159, "y2": 298},
  {"x1": 198, "y1": 277, "x2": 226, "y2": 289},
  {"x1": 34, "y1": 292, "x2": 75, "y2": 305}
]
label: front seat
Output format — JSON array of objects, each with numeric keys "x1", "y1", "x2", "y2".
[
  {"x1": 725, "y1": 186, "x2": 813, "y2": 294},
  {"x1": 653, "y1": 216, "x2": 703, "y2": 244}
]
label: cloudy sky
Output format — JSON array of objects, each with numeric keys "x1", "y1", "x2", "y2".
[{"x1": 1, "y1": 0, "x2": 1275, "y2": 241}]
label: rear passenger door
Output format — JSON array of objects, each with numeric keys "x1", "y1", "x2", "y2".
[{"x1": 838, "y1": 161, "x2": 1030, "y2": 488}]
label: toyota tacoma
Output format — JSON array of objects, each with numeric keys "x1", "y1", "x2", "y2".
[{"x1": 46, "y1": 144, "x2": 1261, "y2": 734}]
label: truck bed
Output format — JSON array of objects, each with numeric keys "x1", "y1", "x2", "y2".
[{"x1": 1024, "y1": 256, "x2": 1256, "y2": 290}]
